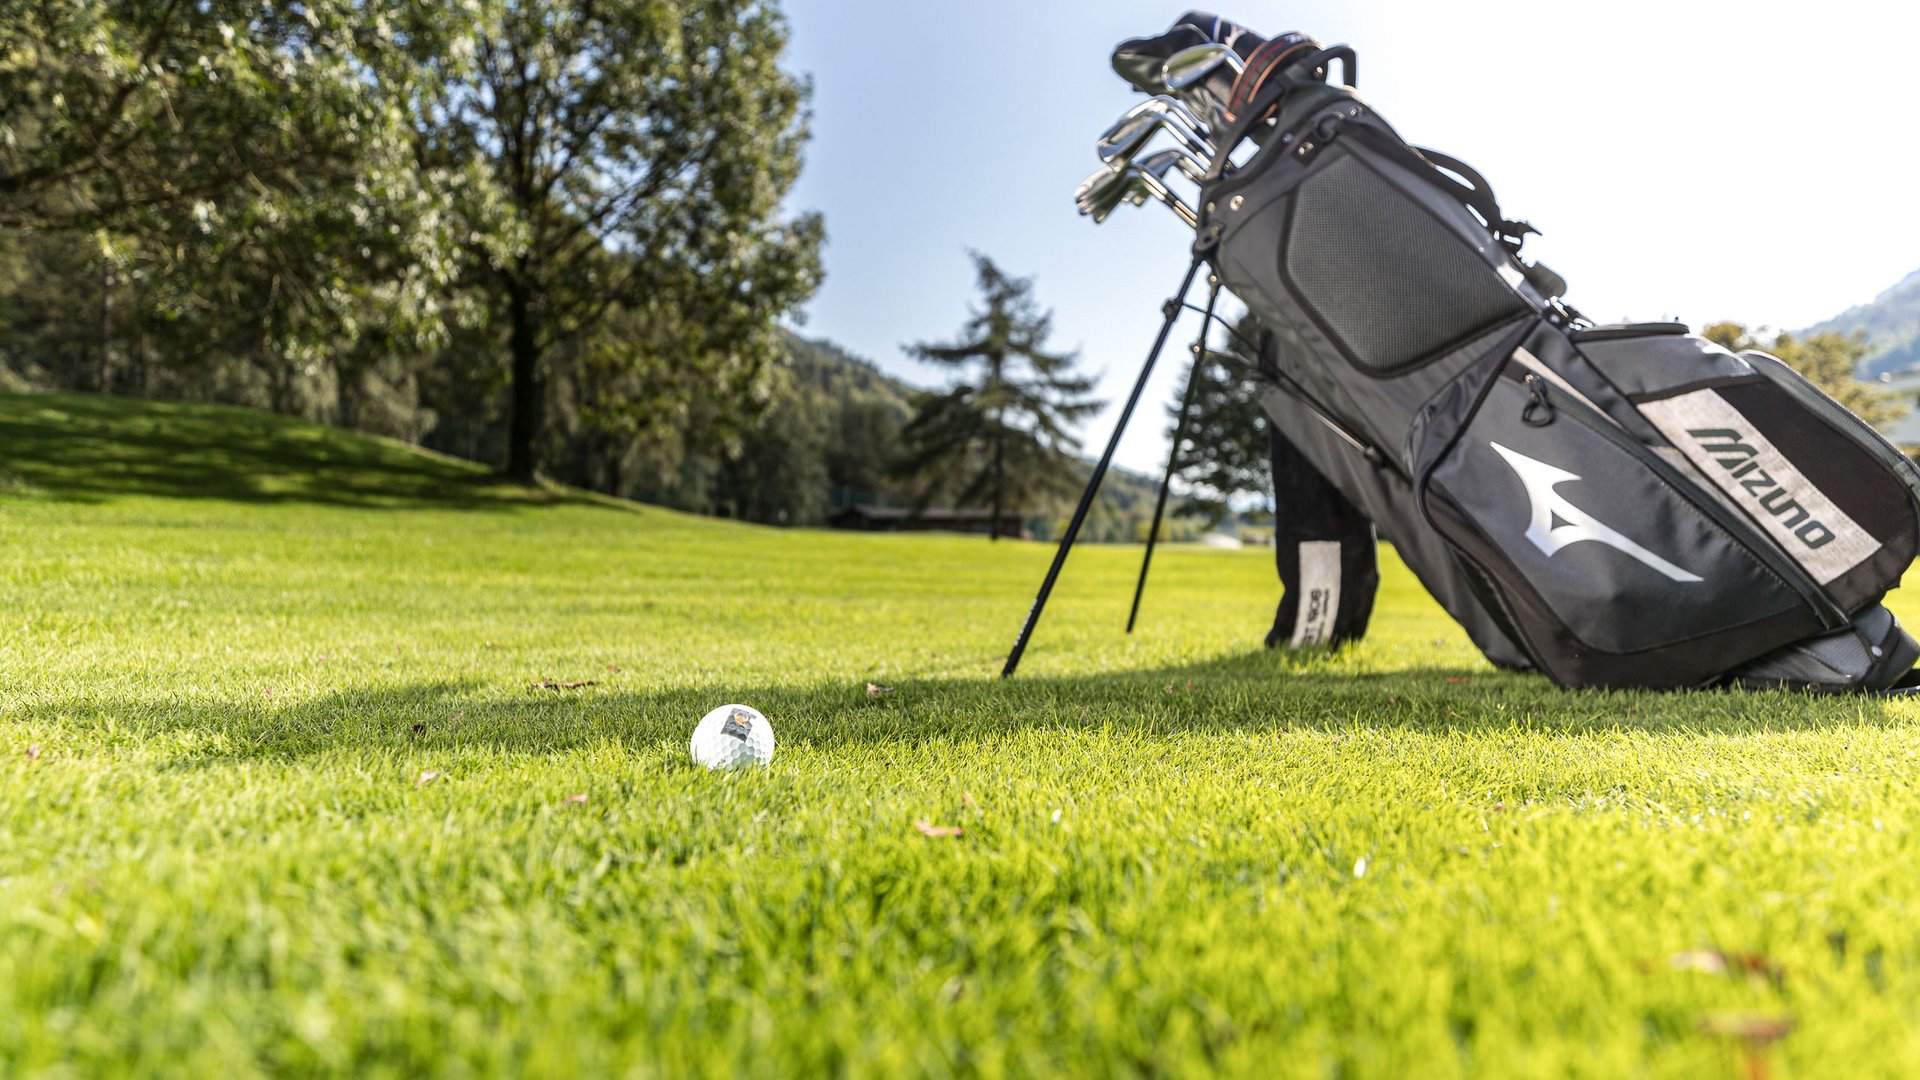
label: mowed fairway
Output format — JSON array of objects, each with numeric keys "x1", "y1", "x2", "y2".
[{"x1": 5, "y1": 393, "x2": 1920, "y2": 1078}]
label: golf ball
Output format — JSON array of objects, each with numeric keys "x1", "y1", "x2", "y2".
[{"x1": 689, "y1": 704, "x2": 775, "y2": 770}]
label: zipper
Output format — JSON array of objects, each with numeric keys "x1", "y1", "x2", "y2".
[
  {"x1": 1500, "y1": 362, "x2": 1850, "y2": 630},
  {"x1": 1740, "y1": 350, "x2": 1920, "y2": 512}
]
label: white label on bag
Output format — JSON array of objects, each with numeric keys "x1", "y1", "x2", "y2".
[
  {"x1": 1640, "y1": 389, "x2": 1879, "y2": 585},
  {"x1": 1290, "y1": 541, "x2": 1344, "y2": 648}
]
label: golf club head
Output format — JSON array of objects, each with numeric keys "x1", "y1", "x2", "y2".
[
  {"x1": 1094, "y1": 184, "x2": 1151, "y2": 225},
  {"x1": 1074, "y1": 165, "x2": 1185, "y2": 227},
  {"x1": 1125, "y1": 154, "x2": 1199, "y2": 228},
  {"x1": 1163, "y1": 43, "x2": 1244, "y2": 91},
  {"x1": 1096, "y1": 98, "x2": 1216, "y2": 172},
  {"x1": 1134, "y1": 146, "x2": 1208, "y2": 185},
  {"x1": 1074, "y1": 167, "x2": 1127, "y2": 213},
  {"x1": 1074, "y1": 167, "x2": 1146, "y2": 223}
]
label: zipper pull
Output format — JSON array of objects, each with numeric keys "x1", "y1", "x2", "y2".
[{"x1": 1521, "y1": 373, "x2": 1555, "y2": 427}]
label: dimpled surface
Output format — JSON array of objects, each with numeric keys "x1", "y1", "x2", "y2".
[{"x1": 689, "y1": 703, "x2": 775, "y2": 769}]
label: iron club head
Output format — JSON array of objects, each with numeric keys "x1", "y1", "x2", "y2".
[
  {"x1": 1162, "y1": 43, "x2": 1245, "y2": 91},
  {"x1": 1095, "y1": 97, "x2": 1216, "y2": 171}
]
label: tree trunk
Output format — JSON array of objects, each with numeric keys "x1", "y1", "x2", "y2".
[
  {"x1": 605, "y1": 438, "x2": 623, "y2": 499},
  {"x1": 134, "y1": 280, "x2": 149, "y2": 396},
  {"x1": 97, "y1": 259, "x2": 113, "y2": 393},
  {"x1": 990, "y1": 419, "x2": 1004, "y2": 542},
  {"x1": 504, "y1": 276, "x2": 541, "y2": 482}
]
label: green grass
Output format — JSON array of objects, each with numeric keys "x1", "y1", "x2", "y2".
[{"x1": 3, "y1": 391, "x2": 1920, "y2": 1078}]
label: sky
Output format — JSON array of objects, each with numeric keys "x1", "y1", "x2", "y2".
[{"x1": 778, "y1": 0, "x2": 1920, "y2": 475}]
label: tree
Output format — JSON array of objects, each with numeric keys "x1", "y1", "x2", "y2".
[
  {"x1": 896, "y1": 255, "x2": 1104, "y2": 540},
  {"x1": 419, "y1": 0, "x2": 824, "y2": 481},
  {"x1": 1167, "y1": 312, "x2": 1272, "y2": 526},
  {"x1": 0, "y1": 2, "x2": 424, "y2": 230},
  {"x1": 1703, "y1": 322, "x2": 1906, "y2": 427},
  {"x1": 1, "y1": 4, "x2": 475, "y2": 415}
]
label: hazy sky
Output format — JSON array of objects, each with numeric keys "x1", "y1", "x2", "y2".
[{"x1": 779, "y1": 0, "x2": 1920, "y2": 474}]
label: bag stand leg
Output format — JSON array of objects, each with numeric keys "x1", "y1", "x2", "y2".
[
  {"x1": 1128, "y1": 274, "x2": 1222, "y2": 634},
  {"x1": 1001, "y1": 257, "x2": 1206, "y2": 679}
]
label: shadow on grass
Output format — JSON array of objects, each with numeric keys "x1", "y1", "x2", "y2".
[
  {"x1": 21, "y1": 649, "x2": 1916, "y2": 765},
  {"x1": 0, "y1": 392, "x2": 580, "y2": 510}
]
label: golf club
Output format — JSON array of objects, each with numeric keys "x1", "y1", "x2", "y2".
[
  {"x1": 1140, "y1": 145, "x2": 1209, "y2": 184},
  {"x1": 1130, "y1": 151, "x2": 1200, "y2": 226},
  {"x1": 1096, "y1": 97, "x2": 1216, "y2": 170},
  {"x1": 1074, "y1": 167, "x2": 1149, "y2": 224},
  {"x1": 1162, "y1": 42, "x2": 1245, "y2": 91}
]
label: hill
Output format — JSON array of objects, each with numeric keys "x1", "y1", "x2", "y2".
[{"x1": 1804, "y1": 268, "x2": 1920, "y2": 377}]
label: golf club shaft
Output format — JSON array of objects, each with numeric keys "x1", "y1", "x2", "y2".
[
  {"x1": 1002, "y1": 257, "x2": 1206, "y2": 679},
  {"x1": 1127, "y1": 276, "x2": 1221, "y2": 634}
]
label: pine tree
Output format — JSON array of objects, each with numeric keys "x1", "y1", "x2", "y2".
[
  {"x1": 897, "y1": 255, "x2": 1103, "y2": 540},
  {"x1": 1168, "y1": 312, "x2": 1272, "y2": 525}
]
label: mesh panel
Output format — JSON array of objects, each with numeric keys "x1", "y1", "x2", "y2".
[{"x1": 1285, "y1": 153, "x2": 1528, "y2": 373}]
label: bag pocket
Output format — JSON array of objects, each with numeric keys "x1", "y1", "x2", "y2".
[
  {"x1": 1574, "y1": 334, "x2": 1920, "y2": 614},
  {"x1": 1413, "y1": 354, "x2": 1834, "y2": 688}
]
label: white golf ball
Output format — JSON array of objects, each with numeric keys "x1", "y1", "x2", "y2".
[{"x1": 689, "y1": 704, "x2": 775, "y2": 770}]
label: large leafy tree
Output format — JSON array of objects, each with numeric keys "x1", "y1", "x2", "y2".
[
  {"x1": 896, "y1": 255, "x2": 1103, "y2": 540},
  {"x1": 0, "y1": 3, "x2": 474, "y2": 411},
  {"x1": 422, "y1": 0, "x2": 824, "y2": 481},
  {"x1": 1703, "y1": 322, "x2": 1905, "y2": 427},
  {"x1": 0, "y1": 2, "x2": 469, "y2": 233}
]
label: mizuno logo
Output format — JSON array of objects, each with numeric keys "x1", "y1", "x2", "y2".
[
  {"x1": 1489, "y1": 442, "x2": 1703, "y2": 583},
  {"x1": 1685, "y1": 428, "x2": 1836, "y2": 549},
  {"x1": 1637, "y1": 390, "x2": 1878, "y2": 586}
]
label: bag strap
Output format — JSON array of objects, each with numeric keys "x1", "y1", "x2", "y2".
[
  {"x1": 1406, "y1": 145, "x2": 1539, "y2": 255},
  {"x1": 1201, "y1": 43, "x2": 1539, "y2": 257},
  {"x1": 1202, "y1": 44, "x2": 1355, "y2": 184},
  {"x1": 1222, "y1": 34, "x2": 1323, "y2": 125}
]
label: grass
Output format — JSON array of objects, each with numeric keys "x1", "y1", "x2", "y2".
[{"x1": 3, "y1": 390, "x2": 1920, "y2": 1077}]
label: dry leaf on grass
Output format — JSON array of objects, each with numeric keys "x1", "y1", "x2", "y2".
[
  {"x1": 1671, "y1": 949, "x2": 1784, "y2": 986},
  {"x1": 25, "y1": 745, "x2": 41, "y2": 761},
  {"x1": 566, "y1": 793, "x2": 589, "y2": 804},
  {"x1": 914, "y1": 819, "x2": 964, "y2": 838},
  {"x1": 866, "y1": 683, "x2": 895, "y2": 697},
  {"x1": 530, "y1": 679, "x2": 597, "y2": 690},
  {"x1": 416, "y1": 770, "x2": 442, "y2": 788},
  {"x1": 1699, "y1": 1010, "x2": 1794, "y2": 1043},
  {"x1": 606, "y1": 664, "x2": 622, "y2": 673},
  {"x1": 1670, "y1": 950, "x2": 1728, "y2": 975}
]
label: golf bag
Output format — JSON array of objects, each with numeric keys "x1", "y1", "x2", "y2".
[{"x1": 1131, "y1": 15, "x2": 1920, "y2": 691}]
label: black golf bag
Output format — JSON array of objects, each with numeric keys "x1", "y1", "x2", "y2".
[{"x1": 1118, "y1": 14, "x2": 1920, "y2": 691}]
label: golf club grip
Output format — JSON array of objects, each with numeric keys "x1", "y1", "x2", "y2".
[{"x1": 1002, "y1": 258, "x2": 1206, "y2": 678}]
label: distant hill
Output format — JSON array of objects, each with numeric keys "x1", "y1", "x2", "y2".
[
  {"x1": 784, "y1": 333, "x2": 918, "y2": 423},
  {"x1": 1804, "y1": 269, "x2": 1920, "y2": 378}
]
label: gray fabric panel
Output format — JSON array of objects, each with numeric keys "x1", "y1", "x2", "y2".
[
  {"x1": 1286, "y1": 153, "x2": 1529, "y2": 373},
  {"x1": 1575, "y1": 334, "x2": 1754, "y2": 398},
  {"x1": 1433, "y1": 376, "x2": 1801, "y2": 653},
  {"x1": 1258, "y1": 384, "x2": 1534, "y2": 670}
]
